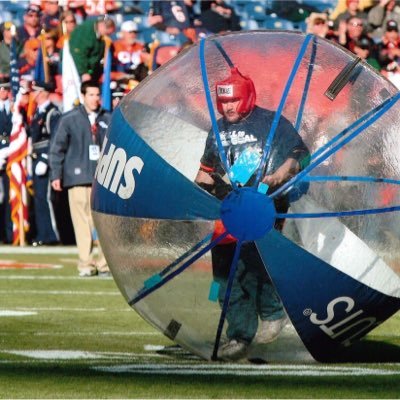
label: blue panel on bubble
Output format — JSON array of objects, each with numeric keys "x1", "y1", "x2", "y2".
[
  {"x1": 256, "y1": 230, "x2": 400, "y2": 361},
  {"x1": 91, "y1": 107, "x2": 220, "y2": 220}
]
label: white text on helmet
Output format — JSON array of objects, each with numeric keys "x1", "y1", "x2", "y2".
[{"x1": 217, "y1": 85, "x2": 234, "y2": 97}]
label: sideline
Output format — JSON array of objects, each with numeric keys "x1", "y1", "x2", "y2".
[{"x1": 0, "y1": 245, "x2": 79, "y2": 255}]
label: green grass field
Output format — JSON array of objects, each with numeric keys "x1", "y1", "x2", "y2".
[{"x1": 0, "y1": 246, "x2": 399, "y2": 399}]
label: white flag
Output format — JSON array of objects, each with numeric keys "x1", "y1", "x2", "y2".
[{"x1": 62, "y1": 38, "x2": 82, "y2": 112}]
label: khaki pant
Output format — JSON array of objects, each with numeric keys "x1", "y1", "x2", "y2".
[{"x1": 68, "y1": 186, "x2": 108, "y2": 273}]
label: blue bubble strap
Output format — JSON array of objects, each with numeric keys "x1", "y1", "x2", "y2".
[
  {"x1": 199, "y1": 38, "x2": 238, "y2": 190},
  {"x1": 211, "y1": 239, "x2": 243, "y2": 361},
  {"x1": 271, "y1": 91, "x2": 400, "y2": 201},
  {"x1": 305, "y1": 175, "x2": 400, "y2": 185},
  {"x1": 277, "y1": 174, "x2": 400, "y2": 219},
  {"x1": 311, "y1": 95, "x2": 397, "y2": 162},
  {"x1": 295, "y1": 35, "x2": 317, "y2": 132},
  {"x1": 277, "y1": 205, "x2": 400, "y2": 219},
  {"x1": 211, "y1": 39, "x2": 234, "y2": 68},
  {"x1": 255, "y1": 33, "x2": 313, "y2": 186},
  {"x1": 143, "y1": 233, "x2": 213, "y2": 290},
  {"x1": 128, "y1": 232, "x2": 228, "y2": 306}
]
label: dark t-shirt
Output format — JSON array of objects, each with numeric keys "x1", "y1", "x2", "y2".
[
  {"x1": 200, "y1": 106, "x2": 308, "y2": 180},
  {"x1": 152, "y1": 0, "x2": 190, "y2": 30}
]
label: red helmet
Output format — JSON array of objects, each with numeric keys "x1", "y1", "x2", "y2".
[{"x1": 215, "y1": 67, "x2": 256, "y2": 117}]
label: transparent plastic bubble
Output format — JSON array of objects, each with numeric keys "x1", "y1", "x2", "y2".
[{"x1": 92, "y1": 31, "x2": 400, "y2": 362}]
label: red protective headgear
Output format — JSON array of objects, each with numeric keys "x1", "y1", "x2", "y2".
[{"x1": 215, "y1": 67, "x2": 256, "y2": 117}]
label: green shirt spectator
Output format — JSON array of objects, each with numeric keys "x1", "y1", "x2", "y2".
[{"x1": 69, "y1": 16, "x2": 115, "y2": 83}]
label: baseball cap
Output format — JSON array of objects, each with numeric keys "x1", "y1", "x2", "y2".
[
  {"x1": 25, "y1": 4, "x2": 41, "y2": 14},
  {"x1": 386, "y1": 19, "x2": 398, "y2": 32},
  {"x1": 0, "y1": 76, "x2": 11, "y2": 89},
  {"x1": 121, "y1": 20, "x2": 139, "y2": 33}
]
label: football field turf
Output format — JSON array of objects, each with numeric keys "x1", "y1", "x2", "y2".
[{"x1": 0, "y1": 246, "x2": 399, "y2": 399}]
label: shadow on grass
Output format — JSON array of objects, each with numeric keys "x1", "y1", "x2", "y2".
[
  {"x1": 155, "y1": 339, "x2": 400, "y2": 364},
  {"x1": 328, "y1": 338, "x2": 400, "y2": 363}
]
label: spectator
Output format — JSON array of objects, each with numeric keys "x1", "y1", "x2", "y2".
[
  {"x1": 18, "y1": 38, "x2": 40, "y2": 82},
  {"x1": 381, "y1": 59, "x2": 400, "y2": 87},
  {"x1": 306, "y1": 12, "x2": 329, "y2": 37},
  {"x1": 333, "y1": 0, "x2": 368, "y2": 30},
  {"x1": 195, "y1": 67, "x2": 309, "y2": 360},
  {"x1": 16, "y1": 4, "x2": 41, "y2": 54},
  {"x1": 330, "y1": 0, "x2": 373, "y2": 20},
  {"x1": 0, "y1": 22, "x2": 12, "y2": 78},
  {"x1": 69, "y1": 15, "x2": 116, "y2": 83},
  {"x1": 198, "y1": 0, "x2": 241, "y2": 34},
  {"x1": 112, "y1": 20, "x2": 149, "y2": 83},
  {"x1": 377, "y1": 19, "x2": 400, "y2": 68},
  {"x1": 68, "y1": 0, "x2": 120, "y2": 18},
  {"x1": 353, "y1": 37, "x2": 381, "y2": 70},
  {"x1": 149, "y1": 1, "x2": 191, "y2": 36},
  {"x1": 111, "y1": 82, "x2": 125, "y2": 110},
  {"x1": 29, "y1": 80, "x2": 61, "y2": 246},
  {"x1": 0, "y1": 77, "x2": 12, "y2": 244},
  {"x1": 56, "y1": 10, "x2": 77, "y2": 49},
  {"x1": 49, "y1": 81, "x2": 111, "y2": 277},
  {"x1": 368, "y1": 0, "x2": 400, "y2": 40},
  {"x1": 337, "y1": 16, "x2": 374, "y2": 53},
  {"x1": 42, "y1": 29, "x2": 61, "y2": 89},
  {"x1": 40, "y1": 0, "x2": 61, "y2": 31}
]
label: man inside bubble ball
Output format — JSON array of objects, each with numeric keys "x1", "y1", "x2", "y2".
[{"x1": 195, "y1": 67, "x2": 310, "y2": 361}]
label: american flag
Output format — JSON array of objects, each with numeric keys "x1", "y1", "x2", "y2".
[
  {"x1": 6, "y1": 93, "x2": 30, "y2": 245},
  {"x1": 6, "y1": 27, "x2": 30, "y2": 245}
]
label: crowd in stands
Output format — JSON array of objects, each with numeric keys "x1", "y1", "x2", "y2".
[{"x1": 1, "y1": 0, "x2": 400, "y2": 249}]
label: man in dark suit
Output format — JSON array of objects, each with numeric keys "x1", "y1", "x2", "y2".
[{"x1": 29, "y1": 81, "x2": 61, "y2": 246}]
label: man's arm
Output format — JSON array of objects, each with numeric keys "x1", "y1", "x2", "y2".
[
  {"x1": 51, "y1": 179, "x2": 62, "y2": 191},
  {"x1": 195, "y1": 167, "x2": 216, "y2": 194},
  {"x1": 262, "y1": 157, "x2": 299, "y2": 189},
  {"x1": 49, "y1": 116, "x2": 68, "y2": 189},
  {"x1": 368, "y1": 1, "x2": 388, "y2": 28},
  {"x1": 264, "y1": 113, "x2": 310, "y2": 190}
]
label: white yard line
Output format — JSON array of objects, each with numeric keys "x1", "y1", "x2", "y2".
[
  {"x1": 0, "y1": 246, "x2": 79, "y2": 254},
  {"x1": 0, "y1": 331, "x2": 160, "y2": 336},
  {"x1": 4, "y1": 307, "x2": 108, "y2": 312},
  {"x1": 93, "y1": 363, "x2": 400, "y2": 376},
  {"x1": 0, "y1": 311, "x2": 37, "y2": 316},
  {"x1": 0, "y1": 275, "x2": 111, "y2": 280},
  {"x1": 0, "y1": 290, "x2": 119, "y2": 295}
]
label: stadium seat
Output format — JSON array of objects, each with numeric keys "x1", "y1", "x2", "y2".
[
  {"x1": 152, "y1": 44, "x2": 180, "y2": 70},
  {"x1": 138, "y1": 27, "x2": 157, "y2": 45},
  {"x1": 245, "y1": 1, "x2": 266, "y2": 22},
  {"x1": 263, "y1": 16, "x2": 295, "y2": 30},
  {"x1": 240, "y1": 18, "x2": 260, "y2": 31}
]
